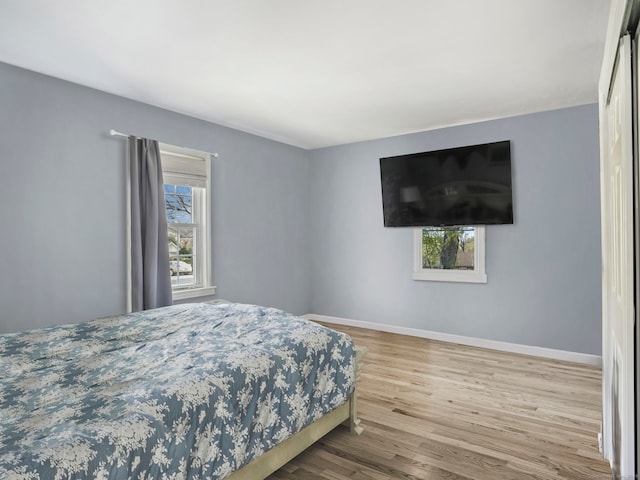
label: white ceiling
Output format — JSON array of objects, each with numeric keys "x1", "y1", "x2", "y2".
[{"x1": 0, "y1": 0, "x2": 610, "y2": 149}]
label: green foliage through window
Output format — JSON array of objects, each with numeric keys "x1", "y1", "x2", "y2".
[{"x1": 421, "y1": 227, "x2": 475, "y2": 270}]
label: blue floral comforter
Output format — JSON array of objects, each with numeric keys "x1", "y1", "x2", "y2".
[{"x1": 0, "y1": 303, "x2": 355, "y2": 479}]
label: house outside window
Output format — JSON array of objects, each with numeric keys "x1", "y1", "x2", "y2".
[
  {"x1": 160, "y1": 143, "x2": 216, "y2": 299},
  {"x1": 413, "y1": 226, "x2": 487, "y2": 283}
]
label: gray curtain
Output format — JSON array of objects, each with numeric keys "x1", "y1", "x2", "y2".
[{"x1": 129, "y1": 137, "x2": 173, "y2": 311}]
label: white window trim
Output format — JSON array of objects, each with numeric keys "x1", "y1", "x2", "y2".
[
  {"x1": 412, "y1": 226, "x2": 487, "y2": 283},
  {"x1": 172, "y1": 286, "x2": 217, "y2": 300},
  {"x1": 160, "y1": 143, "x2": 216, "y2": 300}
]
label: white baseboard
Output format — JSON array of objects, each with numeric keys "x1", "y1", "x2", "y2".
[{"x1": 304, "y1": 313, "x2": 602, "y2": 367}]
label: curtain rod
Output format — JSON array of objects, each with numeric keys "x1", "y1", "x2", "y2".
[
  {"x1": 109, "y1": 129, "x2": 219, "y2": 157},
  {"x1": 109, "y1": 129, "x2": 130, "y2": 138}
]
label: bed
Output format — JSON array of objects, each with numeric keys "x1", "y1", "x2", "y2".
[{"x1": 0, "y1": 302, "x2": 364, "y2": 480}]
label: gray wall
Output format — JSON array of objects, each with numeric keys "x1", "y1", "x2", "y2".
[
  {"x1": 0, "y1": 62, "x2": 602, "y2": 356},
  {"x1": 0, "y1": 62, "x2": 311, "y2": 333},
  {"x1": 309, "y1": 104, "x2": 602, "y2": 355}
]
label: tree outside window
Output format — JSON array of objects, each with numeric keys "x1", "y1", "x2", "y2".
[{"x1": 421, "y1": 226, "x2": 475, "y2": 270}]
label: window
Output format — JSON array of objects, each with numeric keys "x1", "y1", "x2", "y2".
[
  {"x1": 160, "y1": 143, "x2": 216, "y2": 299},
  {"x1": 413, "y1": 226, "x2": 487, "y2": 283}
]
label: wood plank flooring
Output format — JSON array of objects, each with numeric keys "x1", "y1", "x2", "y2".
[{"x1": 268, "y1": 323, "x2": 611, "y2": 480}]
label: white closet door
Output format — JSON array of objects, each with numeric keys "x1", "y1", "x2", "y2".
[{"x1": 602, "y1": 33, "x2": 635, "y2": 478}]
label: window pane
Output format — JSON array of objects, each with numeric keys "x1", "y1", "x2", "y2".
[
  {"x1": 421, "y1": 226, "x2": 475, "y2": 270},
  {"x1": 165, "y1": 194, "x2": 177, "y2": 222},
  {"x1": 164, "y1": 184, "x2": 193, "y2": 224},
  {"x1": 168, "y1": 226, "x2": 197, "y2": 288},
  {"x1": 168, "y1": 226, "x2": 179, "y2": 257},
  {"x1": 174, "y1": 194, "x2": 192, "y2": 223}
]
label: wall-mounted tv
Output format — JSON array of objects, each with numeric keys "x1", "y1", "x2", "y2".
[{"x1": 380, "y1": 140, "x2": 513, "y2": 227}]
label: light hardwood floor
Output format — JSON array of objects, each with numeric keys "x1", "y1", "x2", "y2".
[{"x1": 268, "y1": 323, "x2": 611, "y2": 480}]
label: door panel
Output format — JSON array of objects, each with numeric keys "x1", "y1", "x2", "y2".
[{"x1": 602, "y1": 33, "x2": 635, "y2": 478}]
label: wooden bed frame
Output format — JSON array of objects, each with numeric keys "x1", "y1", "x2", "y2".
[{"x1": 226, "y1": 345, "x2": 366, "y2": 480}]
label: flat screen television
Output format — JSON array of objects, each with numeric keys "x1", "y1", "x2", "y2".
[{"x1": 380, "y1": 140, "x2": 513, "y2": 227}]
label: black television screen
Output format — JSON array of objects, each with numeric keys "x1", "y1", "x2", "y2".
[{"x1": 380, "y1": 140, "x2": 513, "y2": 227}]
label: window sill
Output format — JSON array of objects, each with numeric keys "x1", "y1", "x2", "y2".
[
  {"x1": 413, "y1": 270, "x2": 487, "y2": 284},
  {"x1": 172, "y1": 286, "x2": 217, "y2": 300}
]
